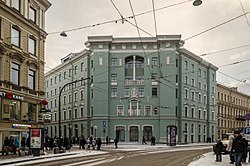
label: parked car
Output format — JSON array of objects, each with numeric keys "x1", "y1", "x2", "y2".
[{"x1": 213, "y1": 139, "x2": 229, "y2": 154}]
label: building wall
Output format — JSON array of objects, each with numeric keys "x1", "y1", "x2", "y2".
[
  {"x1": 0, "y1": 0, "x2": 51, "y2": 150},
  {"x1": 45, "y1": 35, "x2": 218, "y2": 144},
  {"x1": 217, "y1": 84, "x2": 249, "y2": 139}
]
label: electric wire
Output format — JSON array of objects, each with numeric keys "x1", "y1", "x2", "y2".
[
  {"x1": 184, "y1": 11, "x2": 250, "y2": 41},
  {"x1": 238, "y1": 0, "x2": 250, "y2": 28}
]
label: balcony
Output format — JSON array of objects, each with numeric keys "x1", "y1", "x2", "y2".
[
  {"x1": 136, "y1": 80, "x2": 144, "y2": 85},
  {"x1": 235, "y1": 115, "x2": 246, "y2": 121},
  {"x1": 125, "y1": 80, "x2": 133, "y2": 86}
]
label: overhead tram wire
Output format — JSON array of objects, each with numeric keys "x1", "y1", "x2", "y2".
[
  {"x1": 47, "y1": 0, "x2": 192, "y2": 35},
  {"x1": 128, "y1": 0, "x2": 153, "y2": 77},
  {"x1": 218, "y1": 58, "x2": 250, "y2": 68},
  {"x1": 109, "y1": 0, "x2": 125, "y2": 23},
  {"x1": 239, "y1": 0, "x2": 250, "y2": 29},
  {"x1": 200, "y1": 43, "x2": 250, "y2": 56},
  {"x1": 217, "y1": 71, "x2": 250, "y2": 88},
  {"x1": 184, "y1": 11, "x2": 250, "y2": 41}
]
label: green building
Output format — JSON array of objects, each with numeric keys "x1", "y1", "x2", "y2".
[{"x1": 45, "y1": 35, "x2": 217, "y2": 144}]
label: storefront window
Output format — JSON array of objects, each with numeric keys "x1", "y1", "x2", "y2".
[
  {"x1": 28, "y1": 103, "x2": 37, "y2": 122},
  {"x1": 1, "y1": 98, "x2": 21, "y2": 120}
]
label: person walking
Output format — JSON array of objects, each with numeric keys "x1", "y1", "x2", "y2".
[
  {"x1": 215, "y1": 139, "x2": 223, "y2": 162},
  {"x1": 226, "y1": 135, "x2": 235, "y2": 164},
  {"x1": 231, "y1": 131, "x2": 246, "y2": 166},
  {"x1": 114, "y1": 137, "x2": 119, "y2": 149},
  {"x1": 142, "y1": 136, "x2": 147, "y2": 145},
  {"x1": 96, "y1": 137, "x2": 102, "y2": 150}
]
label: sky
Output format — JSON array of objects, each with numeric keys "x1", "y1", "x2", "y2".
[{"x1": 45, "y1": 0, "x2": 250, "y2": 94}]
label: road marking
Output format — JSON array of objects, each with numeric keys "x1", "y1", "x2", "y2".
[{"x1": 62, "y1": 158, "x2": 105, "y2": 166}]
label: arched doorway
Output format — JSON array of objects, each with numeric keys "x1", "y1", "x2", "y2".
[
  {"x1": 115, "y1": 126, "x2": 125, "y2": 141},
  {"x1": 143, "y1": 126, "x2": 152, "y2": 141},
  {"x1": 129, "y1": 126, "x2": 139, "y2": 142}
]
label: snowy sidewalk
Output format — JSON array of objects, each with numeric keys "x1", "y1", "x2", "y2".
[{"x1": 188, "y1": 152, "x2": 250, "y2": 166}]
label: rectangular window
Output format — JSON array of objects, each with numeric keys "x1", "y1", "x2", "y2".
[
  {"x1": 191, "y1": 78, "x2": 195, "y2": 87},
  {"x1": 111, "y1": 58, "x2": 117, "y2": 66},
  {"x1": 152, "y1": 57, "x2": 158, "y2": 65},
  {"x1": 184, "y1": 89, "x2": 188, "y2": 99},
  {"x1": 198, "y1": 94, "x2": 202, "y2": 103},
  {"x1": 198, "y1": 69, "x2": 201, "y2": 77},
  {"x1": 152, "y1": 88, "x2": 157, "y2": 97},
  {"x1": 204, "y1": 84, "x2": 207, "y2": 91},
  {"x1": 212, "y1": 74, "x2": 215, "y2": 82},
  {"x1": 58, "y1": 74, "x2": 61, "y2": 82},
  {"x1": 74, "y1": 66, "x2": 77, "y2": 74},
  {"x1": 124, "y1": 88, "x2": 130, "y2": 97},
  {"x1": 191, "y1": 64, "x2": 194, "y2": 73},
  {"x1": 176, "y1": 59, "x2": 178, "y2": 67},
  {"x1": 176, "y1": 75, "x2": 178, "y2": 83},
  {"x1": 11, "y1": 26, "x2": 20, "y2": 47},
  {"x1": 204, "y1": 71, "x2": 207, "y2": 79},
  {"x1": 117, "y1": 105, "x2": 124, "y2": 116},
  {"x1": 11, "y1": 0, "x2": 20, "y2": 11},
  {"x1": 191, "y1": 107, "x2": 195, "y2": 118},
  {"x1": 64, "y1": 111, "x2": 66, "y2": 120},
  {"x1": 28, "y1": 69, "x2": 35, "y2": 89},
  {"x1": 80, "y1": 90, "x2": 84, "y2": 100},
  {"x1": 80, "y1": 107, "x2": 84, "y2": 117},
  {"x1": 11, "y1": 62, "x2": 20, "y2": 85},
  {"x1": 111, "y1": 88, "x2": 117, "y2": 97},
  {"x1": 29, "y1": 6, "x2": 36, "y2": 23},
  {"x1": 54, "y1": 76, "x2": 57, "y2": 84},
  {"x1": 74, "y1": 108, "x2": 77, "y2": 118},
  {"x1": 184, "y1": 106, "x2": 188, "y2": 117},
  {"x1": 69, "y1": 94, "x2": 72, "y2": 103},
  {"x1": 184, "y1": 76, "x2": 188, "y2": 84},
  {"x1": 69, "y1": 110, "x2": 71, "y2": 119},
  {"x1": 198, "y1": 82, "x2": 202, "y2": 90},
  {"x1": 54, "y1": 99, "x2": 57, "y2": 108},
  {"x1": 63, "y1": 96, "x2": 66, "y2": 105},
  {"x1": 138, "y1": 88, "x2": 144, "y2": 97},
  {"x1": 69, "y1": 69, "x2": 72, "y2": 77},
  {"x1": 111, "y1": 74, "x2": 117, "y2": 83},
  {"x1": 191, "y1": 91, "x2": 195, "y2": 101},
  {"x1": 74, "y1": 92, "x2": 77, "y2": 102},
  {"x1": 185, "y1": 61, "x2": 188, "y2": 70}
]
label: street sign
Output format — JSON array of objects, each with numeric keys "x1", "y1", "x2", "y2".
[{"x1": 244, "y1": 127, "x2": 250, "y2": 134}]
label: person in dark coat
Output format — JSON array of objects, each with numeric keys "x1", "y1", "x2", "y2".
[
  {"x1": 45, "y1": 136, "x2": 49, "y2": 150},
  {"x1": 151, "y1": 136, "x2": 156, "y2": 146},
  {"x1": 114, "y1": 137, "x2": 119, "y2": 149},
  {"x1": 96, "y1": 137, "x2": 102, "y2": 150},
  {"x1": 215, "y1": 139, "x2": 223, "y2": 162},
  {"x1": 142, "y1": 136, "x2": 147, "y2": 145},
  {"x1": 2, "y1": 137, "x2": 10, "y2": 155},
  {"x1": 231, "y1": 131, "x2": 245, "y2": 166},
  {"x1": 106, "y1": 136, "x2": 109, "y2": 145},
  {"x1": 241, "y1": 138, "x2": 248, "y2": 163},
  {"x1": 79, "y1": 135, "x2": 86, "y2": 149}
]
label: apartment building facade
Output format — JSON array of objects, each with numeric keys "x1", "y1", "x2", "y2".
[
  {"x1": 45, "y1": 35, "x2": 218, "y2": 144},
  {"x1": 0, "y1": 0, "x2": 51, "y2": 149},
  {"x1": 217, "y1": 84, "x2": 250, "y2": 139}
]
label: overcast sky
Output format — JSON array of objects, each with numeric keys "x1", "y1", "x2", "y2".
[{"x1": 45, "y1": 0, "x2": 250, "y2": 94}]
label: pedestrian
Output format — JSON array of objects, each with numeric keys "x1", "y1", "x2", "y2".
[
  {"x1": 106, "y1": 136, "x2": 109, "y2": 145},
  {"x1": 79, "y1": 135, "x2": 86, "y2": 149},
  {"x1": 26, "y1": 136, "x2": 31, "y2": 155},
  {"x1": 215, "y1": 139, "x2": 223, "y2": 162},
  {"x1": 21, "y1": 137, "x2": 26, "y2": 153},
  {"x1": 151, "y1": 136, "x2": 156, "y2": 146},
  {"x1": 231, "y1": 131, "x2": 245, "y2": 166},
  {"x1": 242, "y1": 137, "x2": 248, "y2": 163},
  {"x1": 45, "y1": 136, "x2": 49, "y2": 150},
  {"x1": 14, "y1": 137, "x2": 21, "y2": 156},
  {"x1": 2, "y1": 137, "x2": 9, "y2": 155},
  {"x1": 142, "y1": 136, "x2": 147, "y2": 145},
  {"x1": 226, "y1": 135, "x2": 235, "y2": 164},
  {"x1": 96, "y1": 137, "x2": 102, "y2": 150},
  {"x1": 114, "y1": 137, "x2": 119, "y2": 149}
]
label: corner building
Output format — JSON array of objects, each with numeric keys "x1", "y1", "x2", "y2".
[
  {"x1": 0, "y1": 0, "x2": 51, "y2": 149},
  {"x1": 46, "y1": 35, "x2": 217, "y2": 144}
]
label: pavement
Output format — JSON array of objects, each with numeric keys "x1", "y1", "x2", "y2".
[
  {"x1": 188, "y1": 152, "x2": 250, "y2": 166},
  {"x1": 0, "y1": 143, "x2": 218, "y2": 166}
]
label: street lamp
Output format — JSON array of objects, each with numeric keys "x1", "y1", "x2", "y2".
[
  {"x1": 58, "y1": 77, "x2": 90, "y2": 149},
  {"x1": 193, "y1": 0, "x2": 202, "y2": 6}
]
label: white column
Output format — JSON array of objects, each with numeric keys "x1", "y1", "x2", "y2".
[
  {"x1": 137, "y1": 102, "x2": 139, "y2": 116},
  {"x1": 133, "y1": 55, "x2": 136, "y2": 80},
  {"x1": 129, "y1": 102, "x2": 131, "y2": 116}
]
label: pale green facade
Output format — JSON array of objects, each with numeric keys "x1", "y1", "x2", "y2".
[{"x1": 45, "y1": 35, "x2": 217, "y2": 144}]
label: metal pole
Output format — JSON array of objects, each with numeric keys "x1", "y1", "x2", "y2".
[{"x1": 58, "y1": 77, "x2": 90, "y2": 140}]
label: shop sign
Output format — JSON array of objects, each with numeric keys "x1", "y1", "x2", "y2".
[
  {"x1": 0, "y1": 91, "x2": 24, "y2": 100},
  {"x1": 12, "y1": 124, "x2": 31, "y2": 129}
]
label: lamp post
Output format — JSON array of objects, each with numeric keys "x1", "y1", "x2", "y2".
[{"x1": 58, "y1": 77, "x2": 90, "y2": 144}]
